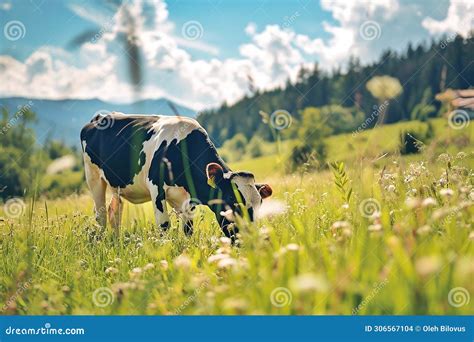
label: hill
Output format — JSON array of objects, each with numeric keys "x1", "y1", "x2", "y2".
[{"x1": 0, "y1": 97, "x2": 196, "y2": 145}]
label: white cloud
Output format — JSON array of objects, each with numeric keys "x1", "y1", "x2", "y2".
[
  {"x1": 0, "y1": 0, "x2": 471, "y2": 110},
  {"x1": 422, "y1": 0, "x2": 474, "y2": 37}
]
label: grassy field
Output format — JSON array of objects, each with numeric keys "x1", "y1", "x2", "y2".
[{"x1": 1, "y1": 118, "x2": 473, "y2": 315}]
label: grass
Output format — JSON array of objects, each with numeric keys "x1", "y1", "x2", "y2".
[{"x1": 0, "y1": 118, "x2": 473, "y2": 315}]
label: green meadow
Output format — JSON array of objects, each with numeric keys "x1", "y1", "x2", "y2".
[{"x1": 1, "y1": 118, "x2": 473, "y2": 315}]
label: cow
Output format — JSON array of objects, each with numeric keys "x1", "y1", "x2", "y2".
[{"x1": 80, "y1": 112, "x2": 272, "y2": 240}]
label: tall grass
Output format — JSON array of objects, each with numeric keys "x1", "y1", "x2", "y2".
[{"x1": 0, "y1": 119, "x2": 473, "y2": 315}]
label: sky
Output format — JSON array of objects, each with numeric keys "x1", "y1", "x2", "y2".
[{"x1": 0, "y1": 0, "x2": 472, "y2": 110}]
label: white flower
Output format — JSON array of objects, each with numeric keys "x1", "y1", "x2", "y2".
[
  {"x1": 387, "y1": 184, "x2": 396, "y2": 192},
  {"x1": 440, "y1": 188, "x2": 454, "y2": 197},
  {"x1": 416, "y1": 225, "x2": 432, "y2": 235},
  {"x1": 405, "y1": 197, "x2": 421, "y2": 209},
  {"x1": 368, "y1": 224, "x2": 382, "y2": 232},
  {"x1": 217, "y1": 257, "x2": 237, "y2": 269},
  {"x1": 105, "y1": 267, "x2": 118, "y2": 274},
  {"x1": 290, "y1": 273, "x2": 329, "y2": 293},
  {"x1": 286, "y1": 243, "x2": 300, "y2": 251},
  {"x1": 331, "y1": 221, "x2": 351, "y2": 229},
  {"x1": 159, "y1": 260, "x2": 169, "y2": 270},
  {"x1": 219, "y1": 237, "x2": 232, "y2": 246},
  {"x1": 131, "y1": 267, "x2": 142, "y2": 274},
  {"x1": 415, "y1": 256, "x2": 441, "y2": 277},
  {"x1": 144, "y1": 263, "x2": 155, "y2": 271},
  {"x1": 422, "y1": 197, "x2": 437, "y2": 207},
  {"x1": 174, "y1": 254, "x2": 192, "y2": 269},
  {"x1": 208, "y1": 254, "x2": 229, "y2": 263}
]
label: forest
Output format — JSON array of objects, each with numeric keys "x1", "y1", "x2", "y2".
[{"x1": 198, "y1": 34, "x2": 473, "y2": 145}]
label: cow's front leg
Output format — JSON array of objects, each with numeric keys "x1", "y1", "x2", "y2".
[{"x1": 148, "y1": 182, "x2": 170, "y2": 230}]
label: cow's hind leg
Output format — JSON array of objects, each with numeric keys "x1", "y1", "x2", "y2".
[
  {"x1": 108, "y1": 188, "x2": 123, "y2": 235},
  {"x1": 84, "y1": 154, "x2": 107, "y2": 228}
]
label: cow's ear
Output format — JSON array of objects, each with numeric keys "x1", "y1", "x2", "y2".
[
  {"x1": 206, "y1": 163, "x2": 224, "y2": 188},
  {"x1": 257, "y1": 184, "x2": 273, "y2": 199}
]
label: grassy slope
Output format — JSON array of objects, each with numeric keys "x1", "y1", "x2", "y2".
[
  {"x1": 0, "y1": 118, "x2": 473, "y2": 315},
  {"x1": 231, "y1": 118, "x2": 474, "y2": 178}
]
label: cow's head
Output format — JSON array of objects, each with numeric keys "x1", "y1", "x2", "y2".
[{"x1": 206, "y1": 163, "x2": 272, "y2": 223}]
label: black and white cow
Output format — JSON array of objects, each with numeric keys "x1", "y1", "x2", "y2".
[{"x1": 80, "y1": 112, "x2": 272, "y2": 239}]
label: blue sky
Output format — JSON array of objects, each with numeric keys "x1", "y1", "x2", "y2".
[{"x1": 0, "y1": 0, "x2": 472, "y2": 109}]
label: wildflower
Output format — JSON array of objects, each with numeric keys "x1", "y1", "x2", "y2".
[
  {"x1": 131, "y1": 267, "x2": 142, "y2": 276},
  {"x1": 368, "y1": 224, "x2": 382, "y2": 232},
  {"x1": 290, "y1": 273, "x2": 329, "y2": 293},
  {"x1": 416, "y1": 225, "x2": 432, "y2": 236},
  {"x1": 174, "y1": 254, "x2": 192, "y2": 269},
  {"x1": 440, "y1": 188, "x2": 454, "y2": 197},
  {"x1": 217, "y1": 257, "x2": 237, "y2": 269},
  {"x1": 456, "y1": 152, "x2": 467, "y2": 160},
  {"x1": 415, "y1": 256, "x2": 441, "y2": 277},
  {"x1": 114, "y1": 258, "x2": 122, "y2": 264},
  {"x1": 286, "y1": 243, "x2": 300, "y2": 251},
  {"x1": 387, "y1": 184, "x2": 396, "y2": 192},
  {"x1": 437, "y1": 153, "x2": 451, "y2": 164},
  {"x1": 222, "y1": 297, "x2": 248, "y2": 311},
  {"x1": 405, "y1": 197, "x2": 421, "y2": 209},
  {"x1": 144, "y1": 263, "x2": 155, "y2": 271},
  {"x1": 331, "y1": 221, "x2": 351, "y2": 230},
  {"x1": 159, "y1": 260, "x2": 169, "y2": 270},
  {"x1": 105, "y1": 267, "x2": 119, "y2": 274},
  {"x1": 432, "y1": 208, "x2": 450, "y2": 220},
  {"x1": 219, "y1": 237, "x2": 232, "y2": 246},
  {"x1": 421, "y1": 197, "x2": 437, "y2": 208},
  {"x1": 341, "y1": 203, "x2": 349, "y2": 210},
  {"x1": 208, "y1": 254, "x2": 228, "y2": 263}
]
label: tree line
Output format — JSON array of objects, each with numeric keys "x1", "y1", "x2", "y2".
[{"x1": 198, "y1": 34, "x2": 473, "y2": 145}]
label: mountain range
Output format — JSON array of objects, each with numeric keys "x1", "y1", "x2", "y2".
[{"x1": 0, "y1": 97, "x2": 196, "y2": 146}]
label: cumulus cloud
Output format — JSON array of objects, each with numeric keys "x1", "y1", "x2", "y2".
[
  {"x1": 0, "y1": 0, "x2": 471, "y2": 110},
  {"x1": 422, "y1": 0, "x2": 474, "y2": 37}
]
